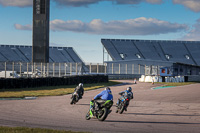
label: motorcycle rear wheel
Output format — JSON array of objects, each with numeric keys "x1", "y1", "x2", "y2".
[{"x1": 97, "y1": 107, "x2": 108, "y2": 121}]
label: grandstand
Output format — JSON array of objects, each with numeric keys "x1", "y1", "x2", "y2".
[
  {"x1": 0, "y1": 45, "x2": 83, "y2": 63},
  {"x1": 0, "y1": 45, "x2": 89, "y2": 77},
  {"x1": 101, "y1": 39, "x2": 200, "y2": 77},
  {"x1": 102, "y1": 39, "x2": 200, "y2": 65}
]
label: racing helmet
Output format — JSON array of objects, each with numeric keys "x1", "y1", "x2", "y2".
[
  {"x1": 105, "y1": 87, "x2": 111, "y2": 90},
  {"x1": 127, "y1": 87, "x2": 132, "y2": 92},
  {"x1": 79, "y1": 83, "x2": 83, "y2": 87}
]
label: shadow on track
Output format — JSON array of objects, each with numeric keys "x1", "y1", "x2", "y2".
[
  {"x1": 105, "y1": 120, "x2": 200, "y2": 125},
  {"x1": 124, "y1": 113, "x2": 200, "y2": 117},
  {"x1": 111, "y1": 82, "x2": 134, "y2": 87},
  {"x1": 74, "y1": 103, "x2": 90, "y2": 106}
]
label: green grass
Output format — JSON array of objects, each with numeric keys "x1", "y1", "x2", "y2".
[
  {"x1": 0, "y1": 81, "x2": 120, "y2": 98},
  {"x1": 0, "y1": 126, "x2": 89, "y2": 133},
  {"x1": 155, "y1": 82, "x2": 197, "y2": 87}
]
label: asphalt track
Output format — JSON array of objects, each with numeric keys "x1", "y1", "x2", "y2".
[{"x1": 0, "y1": 80, "x2": 200, "y2": 133}]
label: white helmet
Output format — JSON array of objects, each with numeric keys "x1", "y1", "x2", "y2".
[
  {"x1": 105, "y1": 87, "x2": 110, "y2": 90},
  {"x1": 79, "y1": 83, "x2": 83, "y2": 87},
  {"x1": 127, "y1": 87, "x2": 132, "y2": 92}
]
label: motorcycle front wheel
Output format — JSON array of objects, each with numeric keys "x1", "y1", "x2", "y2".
[
  {"x1": 119, "y1": 102, "x2": 125, "y2": 114},
  {"x1": 70, "y1": 96, "x2": 75, "y2": 104},
  {"x1": 115, "y1": 105, "x2": 119, "y2": 113},
  {"x1": 85, "y1": 111, "x2": 91, "y2": 120}
]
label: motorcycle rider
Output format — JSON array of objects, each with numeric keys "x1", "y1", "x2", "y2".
[
  {"x1": 116, "y1": 87, "x2": 133, "y2": 111},
  {"x1": 90, "y1": 87, "x2": 113, "y2": 111},
  {"x1": 74, "y1": 83, "x2": 84, "y2": 99}
]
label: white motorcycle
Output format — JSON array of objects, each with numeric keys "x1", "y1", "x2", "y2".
[{"x1": 70, "y1": 91, "x2": 79, "y2": 104}]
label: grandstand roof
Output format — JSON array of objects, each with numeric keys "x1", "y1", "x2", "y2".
[
  {"x1": 0, "y1": 45, "x2": 83, "y2": 63},
  {"x1": 101, "y1": 39, "x2": 200, "y2": 66}
]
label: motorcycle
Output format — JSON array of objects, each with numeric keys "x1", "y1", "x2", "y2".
[
  {"x1": 70, "y1": 91, "x2": 79, "y2": 104},
  {"x1": 116, "y1": 95, "x2": 130, "y2": 114},
  {"x1": 85, "y1": 100, "x2": 113, "y2": 121}
]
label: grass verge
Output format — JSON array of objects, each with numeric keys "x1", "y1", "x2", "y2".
[
  {"x1": 155, "y1": 82, "x2": 198, "y2": 87},
  {"x1": 0, "y1": 126, "x2": 89, "y2": 133},
  {"x1": 0, "y1": 81, "x2": 120, "y2": 98}
]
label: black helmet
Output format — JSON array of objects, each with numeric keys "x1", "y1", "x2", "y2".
[{"x1": 127, "y1": 87, "x2": 132, "y2": 92}]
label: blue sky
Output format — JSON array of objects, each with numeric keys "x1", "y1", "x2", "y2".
[{"x1": 0, "y1": 0, "x2": 200, "y2": 63}]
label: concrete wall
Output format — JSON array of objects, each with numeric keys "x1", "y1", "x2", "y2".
[{"x1": 188, "y1": 75, "x2": 200, "y2": 82}]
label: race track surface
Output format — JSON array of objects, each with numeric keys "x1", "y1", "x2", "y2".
[{"x1": 0, "y1": 80, "x2": 200, "y2": 133}]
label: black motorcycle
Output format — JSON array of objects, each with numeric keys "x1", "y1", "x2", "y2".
[
  {"x1": 70, "y1": 91, "x2": 79, "y2": 104},
  {"x1": 85, "y1": 100, "x2": 113, "y2": 121},
  {"x1": 116, "y1": 95, "x2": 130, "y2": 114}
]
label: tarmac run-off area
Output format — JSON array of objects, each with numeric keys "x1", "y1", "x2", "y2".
[{"x1": 0, "y1": 80, "x2": 200, "y2": 133}]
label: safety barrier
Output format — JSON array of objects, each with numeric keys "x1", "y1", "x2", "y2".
[{"x1": 0, "y1": 75, "x2": 108, "y2": 89}]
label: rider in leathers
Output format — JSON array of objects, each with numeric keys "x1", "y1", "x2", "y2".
[
  {"x1": 90, "y1": 87, "x2": 113, "y2": 111},
  {"x1": 116, "y1": 87, "x2": 133, "y2": 111},
  {"x1": 74, "y1": 83, "x2": 84, "y2": 99}
]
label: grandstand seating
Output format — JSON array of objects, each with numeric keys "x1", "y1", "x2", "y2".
[
  {"x1": 101, "y1": 39, "x2": 122, "y2": 60},
  {"x1": 185, "y1": 42, "x2": 200, "y2": 66},
  {"x1": 110, "y1": 39, "x2": 141, "y2": 60},
  {"x1": 18, "y1": 46, "x2": 33, "y2": 62},
  {"x1": 0, "y1": 45, "x2": 84, "y2": 63},
  {"x1": 159, "y1": 41, "x2": 194, "y2": 65},
  {"x1": 133, "y1": 41, "x2": 162, "y2": 61},
  {"x1": 101, "y1": 39, "x2": 200, "y2": 66},
  {"x1": 65, "y1": 47, "x2": 83, "y2": 63},
  {"x1": 0, "y1": 52, "x2": 7, "y2": 62}
]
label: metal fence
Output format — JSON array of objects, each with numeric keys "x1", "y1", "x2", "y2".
[
  {"x1": 106, "y1": 63, "x2": 163, "y2": 75},
  {"x1": 0, "y1": 62, "x2": 85, "y2": 78},
  {"x1": 0, "y1": 62, "x2": 163, "y2": 78}
]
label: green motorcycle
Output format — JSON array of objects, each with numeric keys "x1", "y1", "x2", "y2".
[{"x1": 85, "y1": 100, "x2": 113, "y2": 121}]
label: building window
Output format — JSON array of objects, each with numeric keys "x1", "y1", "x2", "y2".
[
  {"x1": 135, "y1": 53, "x2": 141, "y2": 59},
  {"x1": 185, "y1": 54, "x2": 190, "y2": 60},
  {"x1": 161, "y1": 69, "x2": 165, "y2": 73},
  {"x1": 167, "y1": 69, "x2": 170, "y2": 74},
  {"x1": 40, "y1": 0, "x2": 46, "y2": 14},
  {"x1": 35, "y1": 0, "x2": 45, "y2": 14},
  {"x1": 120, "y1": 53, "x2": 126, "y2": 60},
  {"x1": 165, "y1": 54, "x2": 171, "y2": 60}
]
